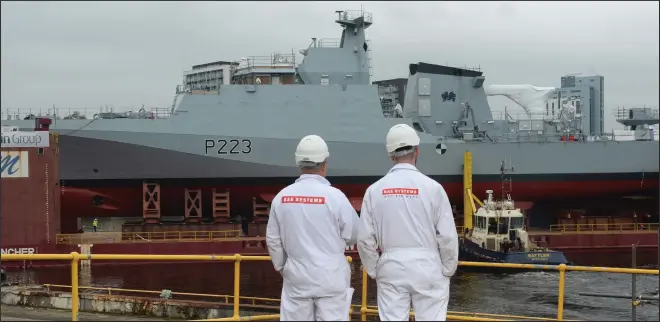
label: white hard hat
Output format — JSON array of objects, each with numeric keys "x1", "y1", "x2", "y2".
[
  {"x1": 295, "y1": 135, "x2": 330, "y2": 165},
  {"x1": 386, "y1": 124, "x2": 420, "y2": 153}
]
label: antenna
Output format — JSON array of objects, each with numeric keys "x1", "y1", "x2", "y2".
[{"x1": 499, "y1": 157, "x2": 514, "y2": 201}]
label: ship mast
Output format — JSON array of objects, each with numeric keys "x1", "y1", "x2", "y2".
[
  {"x1": 499, "y1": 157, "x2": 514, "y2": 202},
  {"x1": 497, "y1": 157, "x2": 514, "y2": 235}
]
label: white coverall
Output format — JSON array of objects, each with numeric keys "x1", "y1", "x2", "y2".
[
  {"x1": 266, "y1": 174, "x2": 359, "y2": 321},
  {"x1": 357, "y1": 163, "x2": 459, "y2": 321}
]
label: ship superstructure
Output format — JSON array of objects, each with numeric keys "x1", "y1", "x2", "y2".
[{"x1": 1, "y1": 9, "x2": 658, "y2": 229}]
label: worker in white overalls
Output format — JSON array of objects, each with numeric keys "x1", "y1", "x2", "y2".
[
  {"x1": 266, "y1": 134, "x2": 359, "y2": 321},
  {"x1": 357, "y1": 124, "x2": 459, "y2": 321}
]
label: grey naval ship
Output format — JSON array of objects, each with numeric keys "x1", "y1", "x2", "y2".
[{"x1": 2, "y1": 10, "x2": 658, "y2": 225}]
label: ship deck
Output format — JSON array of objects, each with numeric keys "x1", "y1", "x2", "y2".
[{"x1": 53, "y1": 223, "x2": 659, "y2": 246}]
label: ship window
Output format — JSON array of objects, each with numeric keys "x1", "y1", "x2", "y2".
[
  {"x1": 487, "y1": 218, "x2": 499, "y2": 235},
  {"x1": 552, "y1": 102, "x2": 555, "y2": 116},
  {"x1": 510, "y1": 217, "x2": 523, "y2": 229},
  {"x1": 476, "y1": 216, "x2": 486, "y2": 229},
  {"x1": 501, "y1": 217, "x2": 509, "y2": 230},
  {"x1": 37, "y1": 148, "x2": 44, "y2": 156}
]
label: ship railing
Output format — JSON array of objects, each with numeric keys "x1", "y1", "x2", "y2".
[
  {"x1": 1, "y1": 253, "x2": 657, "y2": 322},
  {"x1": 338, "y1": 10, "x2": 373, "y2": 24},
  {"x1": 549, "y1": 223, "x2": 659, "y2": 233},
  {"x1": 311, "y1": 38, "x2": 370, "y2": 49},
  {"x1": 177, "y1": 84, "x2": 222, "y2": 94},
  {"x1": 485, "y1": 132, "x2": 618, "y2": 143},
  {"x1": 148, "y1": 107, "x2": 172, "y2": 119},
  {"x1": 55, "y1": 230, "x2": 243, "y2": 245},
  {"x1": 613, "y1": 106, "x2": 660, "y2": 120},
  {"x1": 316, "y1": 38, "x2": 341, "y2": 48},
  {"x1": 2, "y1": 107, "x2": 172, "y2": 121},
  {"x1": 491, "y1": 111, "x2": 585, "y2": 122},
  {"x1": 232, "y1": 54, "x2": 296, "y2": 73}
]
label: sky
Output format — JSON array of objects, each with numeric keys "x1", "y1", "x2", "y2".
[{"x1": 1, "y1": 1, "x2": 658, "y2": 130}]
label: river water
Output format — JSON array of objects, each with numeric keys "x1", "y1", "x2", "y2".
[{"x1": 5, "y1": 253, "x2": 659, "y2": 321}]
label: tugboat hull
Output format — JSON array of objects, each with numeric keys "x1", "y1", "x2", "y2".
[{"x1": 459, "y1": 238, "x2": 569, "y2": 270}]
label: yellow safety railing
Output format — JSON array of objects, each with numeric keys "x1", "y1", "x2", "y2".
[
  {"x1": 2, "y1": 253, "x2": 658, "y2": 321},
  {"x1": 55, "y1": 230, "x2": 243, "y2": 245},
  {"x1": 549, "y1": 223, "x2": 659, "y2": 233},
  {"x1": 0, "y1": 253, "x2": 291, "y2": 321}
]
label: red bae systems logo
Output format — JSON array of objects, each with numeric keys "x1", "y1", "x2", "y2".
[
  {"x1": 382, "y1": 188, "x2": 420, "y2": 199},
  {"x1": 382, "y1": 188, "x2": 419, "y2": 195},
  {"x1": 281, "y1": 196, "x2": 326, "y2": 204}
]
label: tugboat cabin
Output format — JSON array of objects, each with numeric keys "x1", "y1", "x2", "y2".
[
  {"x1": 468, "y1": 190, "x2": 531, "y2": 253},
  {"x1": 462, "y1": 190, "x2": 569, "y2": 265}
]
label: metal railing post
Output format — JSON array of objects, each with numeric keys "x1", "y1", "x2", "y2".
[
  {"x1": 631, "y1": 244, "x2": 637, "y2": 321},
  {"x1": 71, "y1": 252, "x2": 80, "y2": 321},
  {"x1": 361, "y1": 267, "x2": 368, "y2": 321},
  {"x1": 557, "y1": 263, "x2": 566, "y2": 321},
  {"x1": 233, "y1": 254, "x2": 242, "y2": 320}
]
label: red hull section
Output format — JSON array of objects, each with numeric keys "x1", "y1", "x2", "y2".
[
  {"x1": 61, "y1": 179, "x2": 659, "y2": 225},
  {"x1": 1, "y1": 132, "x2": 61, "y2": 254},
  {"x1": 531, "y1": 231, "x2": 658, "y2": 250},
  {"x1": 530, "y1": 231, "x2": 658, "y2": 266}
]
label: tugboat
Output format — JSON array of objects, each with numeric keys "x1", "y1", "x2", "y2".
[{"x1": 460, "y1": 189, "x2": 569, "y2": 267}]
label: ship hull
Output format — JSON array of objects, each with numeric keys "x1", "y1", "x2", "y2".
[
  {"x1": 39, "y1": 134, "x2": 656, "y2": 223},
  {"x1": 61, "y1": 175, "x2": 657, "y2": 222}
]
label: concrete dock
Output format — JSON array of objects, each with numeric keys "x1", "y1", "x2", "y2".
[{"x1": 0, "y1": 305, "x2": 172, "y2": 321}]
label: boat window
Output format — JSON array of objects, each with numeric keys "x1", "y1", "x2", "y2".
[
  {"x1": 488, "y1": 218, "x2": 499, "y2": 235},
  {"x1": 510, "y1": 217, "x2": 524, "y2": 229},
  {"x1": 477, "y1": 216, "x2": 485, "y2": 229},
  {"x1": 499, "y1": 218, "x2": 509, "y2": 234}
]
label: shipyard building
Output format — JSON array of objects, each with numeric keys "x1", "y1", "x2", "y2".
[
  {"x1": 546, "y1": 75, "x2": 605, "y2": 134},
  {"x1": 182, "y1": 61, "x2": 236, "y2": 91},
  {"x1": 182, "y1": 54, "x2": 298, "y2": 89}
]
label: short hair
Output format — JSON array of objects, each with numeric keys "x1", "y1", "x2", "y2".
[
  {"x1": 389, "y1": 146, "x2": 416, "y2": 158},
  {"x1": 298, "y1": 160, "x2": 324, "y2": 171}
]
